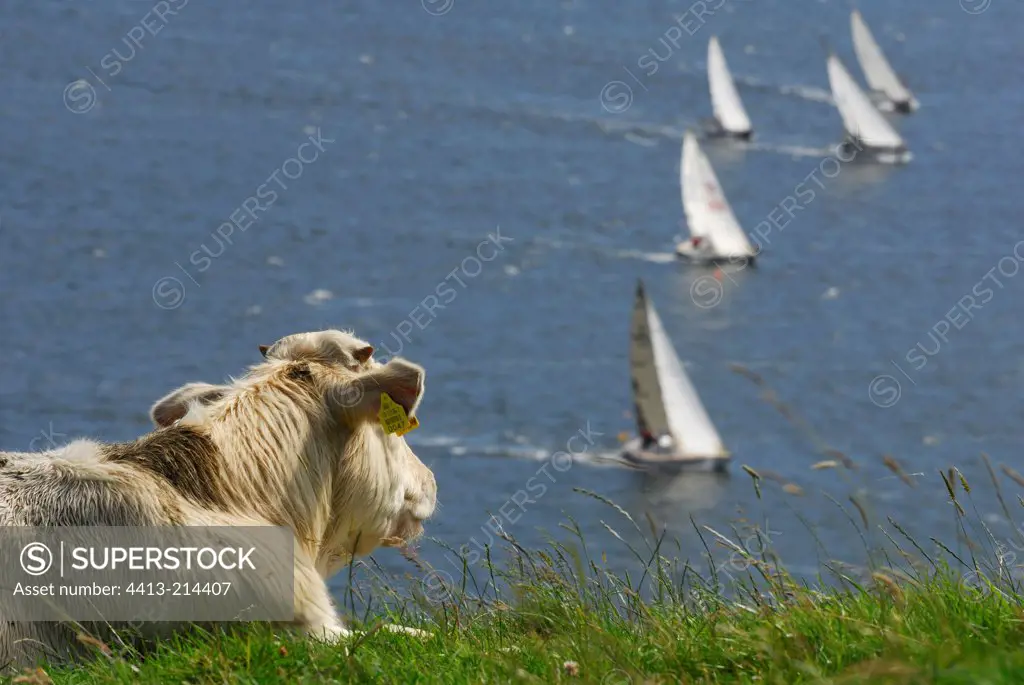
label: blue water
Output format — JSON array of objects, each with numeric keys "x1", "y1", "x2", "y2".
[{"x1": 1, "y1": 0, "x2": 1022, "y2": 594}]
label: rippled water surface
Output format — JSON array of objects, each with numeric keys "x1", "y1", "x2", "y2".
[{"x1": 1, "y1": 1, "x2": 1022, "y2": 591}]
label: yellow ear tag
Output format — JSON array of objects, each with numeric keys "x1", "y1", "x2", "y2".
[
  {"x1": 396, "y1": 415, "x2": 420, "y2": 437},
  {"x1": 379, "y1": 393, "x2": 419, "y2": 436}
]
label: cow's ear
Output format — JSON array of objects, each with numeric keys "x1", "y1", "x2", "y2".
[
  {"x1": 329, "y1": 358, "x2": 425, "y2": 422},
  {"x1": 150, "y1": 382, "x2": 228, "y2": 427},
  {"x1": 353, "y1": 345, "x2": 374, "y2": 364},
  {"x1": 258, "y1": 344, "x2": 270, "y2": 357}
]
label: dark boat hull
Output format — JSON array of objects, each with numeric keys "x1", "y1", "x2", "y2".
[
  {"x1": 841, "y1": 137, "x2": 912, "y2": 165},
  {"x1": 675, "y1": 243, "x2": 757, "y2": 267},
  {"x1": 621, "y1": 439, "x2": 730, "y2": 472},
  {"x1": 702, "y1": 118, "x2": 753, "y2": 141}
]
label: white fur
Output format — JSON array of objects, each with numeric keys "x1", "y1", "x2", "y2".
[{"x1": 0, "y1": 330, "x2": 436, "y2": 666}]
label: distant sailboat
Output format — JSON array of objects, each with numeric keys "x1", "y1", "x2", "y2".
[
  {"x1": 676, "y1": 131, "x2": 758, "y2": 264},
  {"x1": 851, "y1": 10, "x2": 919, "y2": 114},
  {"x1": 706, "y1": 36, "x2": 753, "y2": 139},
  {"x1": 826, "y1": 51, "x2": 911, "y2": 164},
  {"x1": 623, "y1": 281, "x2": 729, "y2": 470}
]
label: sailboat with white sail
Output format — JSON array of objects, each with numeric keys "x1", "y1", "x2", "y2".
[
  {"x1": 623, "y1": 280, "x2": 730, "y2": 470},
  {"x1": 851, "y1": 9, "x2": 919, "y2": 114},
  {"x1": 826, "y1": 50, "x2": 911, "y2": 164},
  {"x1": 706, "y1": 36, "x2": 753, "y2": 139},
  {"x1": 676, "y1": 131, "x2": 758, "y2": 264}
]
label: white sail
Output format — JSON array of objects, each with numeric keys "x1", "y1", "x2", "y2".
[
  {"x1": 680, "y1": 131, "x2": 756, "y2": 257},
  {"x1": 851, "y1": 10, "x2": 918, "y2": 111},
  {"x1": 630, "y1": 283, "x2": 726, "y2": 458},
  {"x1": 826, "y1": 52, "x2": 905, "y2": 150},
  {"x1": 707, "y1": 36, "x2": 752, "y2": 135}
]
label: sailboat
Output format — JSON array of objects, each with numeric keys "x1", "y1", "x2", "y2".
[
  {"x1": 826, "y1": 50, "x2": 911, "y2": 164},
  {"x1": 706, "y1": 36, "x2": 753, "y2": 139},
  {"x1": 622, "y1": 280, "x2": 730, "y2": 470},
  {"x1": 675, "y1": 131, "x2": 758, "y2": 264},
  {"x1": 851, "y1": 10, "x2": 919, "y2": 114}
]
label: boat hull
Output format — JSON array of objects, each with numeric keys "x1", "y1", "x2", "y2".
[
  {"x1": 675, "y1": 242, "x2": 756, "y2": 266},
  {"x1": 868, "y1": 93, "x2": 918, "y2": 115},
  {"x1": 894, "y1": 97, "x2": 919, "y2": 114},
  {"x1": 621, "y1": 438, "x2": 730, "y2": 472},
  {"x1": 702, "y1": 118, "x2": 753, "y2": 141},
  {"x1": 841, "y1": 139, "x2": 912, "y2": 165}
]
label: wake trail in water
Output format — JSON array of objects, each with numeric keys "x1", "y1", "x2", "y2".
[
  {"x1": 623, "y1": 132, "x2": 660, "y2": 148},
  {"x1": 598, "y1": 119, "x2": 833, "y2": 160},
  {"x1": 411, "y1": 431, "x2": 633, "y2": 468},
  {"x1": 453, "y1": 93, "x2": 836, "y2": 161},
  {"x1": 778, "y1": 84, "x2": 834, "y2": 104},
  {"x1": 528, "y1": 236, "x2": 676, "y2": 264},
  {"x1": 745, "y1": 142, "x2": 836, "y2": 158},
  {"x1": 595, "y1": 117, "x2": 687, "y2": 140},
  {"x1": 593, "y1": 113, "x2": 836, "y2": 160},
  {"x1": 733, "y1": 74, "x2": 834, "y2": 105},
  {"x1": 608, "y1": 249, "x2": 677, "y2": 264}
]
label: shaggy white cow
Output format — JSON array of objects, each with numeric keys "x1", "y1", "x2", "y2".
[{"x1": 0, "y1": 330, "x2": 436, "y2": 666}]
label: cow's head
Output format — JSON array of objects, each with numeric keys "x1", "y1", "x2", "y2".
[
  {"x1": 149, "y1": 329, "x2": 437, "y2": 562},
  {"x1": 257, "y1": 330, "x2": 376, "y2": 371}
]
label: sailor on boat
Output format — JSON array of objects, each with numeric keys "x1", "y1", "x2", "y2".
[
  {"x1": 676, "y1": 235, "x2": 719, "y2": 262},
  {"x1": 637, "y1": 409, "x2": 673, "y2": 452},
  {"x1": 632, "y1": 424, "x2": 677, "y2": 458}
]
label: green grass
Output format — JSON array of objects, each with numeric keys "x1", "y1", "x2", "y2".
[
  {"x1": 35, "y1": 573, "x2": 1024, "y2": 684},
  {"x1": 27, "y1": 467, "x2": 1024, "y2": 685}
]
